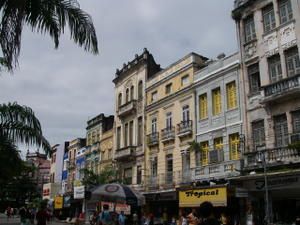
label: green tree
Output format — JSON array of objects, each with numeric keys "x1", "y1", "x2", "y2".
[
  {"x1": 0, "y1": 0, "x2": 98, "y2": 72},
  {"x1": 81, "y1": 165, "x2": 119, "y2": 187}
]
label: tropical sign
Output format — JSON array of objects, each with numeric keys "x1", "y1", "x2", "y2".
[{"x1": 179, "y1": 187, "x2": 227, "y2": 207}]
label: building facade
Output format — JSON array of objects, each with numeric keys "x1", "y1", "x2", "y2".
[
  {"x1": 113, "y1": 48, "x2": 161, "y2": 188},
  {"x1": 99, "y1": 128, "x2": 114, "y2": 171},
  {"x1": 85, "y1": 113, "x2": 114, "y2": 174},
  {"x1": 194, "y1": 53, "x2": 243, "y2": 181},
  {"x1": 232, "y1": 0, "x2": 300, "y2": 224},
  {"x1": 144, "y1": 53, "x2": 207, "y2": 217},
  {"x1": 66, "y1": 138, "x2": 86, "y2": 193}
]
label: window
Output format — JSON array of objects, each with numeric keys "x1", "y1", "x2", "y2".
[
  {"x1": 108, "y1": 149, "x2": 112, "y2": 159},
  {"x1": 165, "y1": 83, "x2": 172, "y2": 94},
  {"x1": 274, "y1": 114, "x2": 289, "y2": 147},
  {"x1": 138, "y1": 81, "x2": 143, "y2": 100},
  {"x1": 212, "y1": 137, "x2": 223, "y2": 163},
  {"x1": 124, "y1": 123, "x2": 128, "y2": 147},
  {"x1": 292, "y1": 111, "x2": 300, "y2": 133},
  {"x1": 244, "y1": 16, "x2": 256, "y2": 42},
  {"x1": 268, "y1": 55, "x2": 282, "y2": 83},
  {"x1": 212, "y1": 88, "x2": 222, "y2": 115},
  {"x1": 181, "y1": 75, "x2": 189, "y2": 86},
  {"x1": 166, "y1": 112, "x2": 172, "y2": 129},
  {"x1": 182, "y1": 105, "x2": 190, "y2": 122},
  {"x1": 199, "y1": 94, "x2": 208, "y2": 119},
  {"x1": 137, "y1": 117, "x2": 143, "y2": 145},
  {"x1": 136, "y1": 165, "x2": 142, "y2": 185},
  {"x1": 262, "y1": 4, "x2": 276, "y2": 32},
  {"x1": 252, "y1": 120, "x2": 266, "y2": 147},
  {"x1": 214, "y1": 137, "x2": 223, "y2": 151},
  {"x1": 129, "y1": 121, "x2": 134, "y2": 146},
  {"x1": 182, "y1": 153, "x2": 190, "y2": 173},
  {"x1": 126, "y1": 89, "x2": 129, "y2": 103},
  {"x1": 229, "y1": 133, "x2": 240, "y2": 160},
  {"x1": 151, "y1": 118, "x2": 157, "y2": 133},
  {"x1": 118, "y1": 93, "x2": 122, "y2": 107},
  {"x1": 151, "y1": 91, "x2": 157, "y2": 102},
  {"x1": 285, "y1": 47, "x2": 300, "y2": 77},
  {"x1": 226, "y1": 81, "x2": 237, "y2": 110},
  {"x1": 151, "y1": 157, "x2": 158, "y2": 177},
  {"x1": 123, "y1": 168, "x2": 132, "y2": 185},
  {"x1": 200, "y1": 141, "x2": 209, "y2": 166},
  {"x1": 166, "y1": 154, "x2": 173, "y2": 184},
  {"x1": 248, "y1": 63, "x2": 261, "y2": 94},
  {"x1": 117, "y1": 127, "x2": 121, "y2": 149},
  {"x1": 279, "y1": 0, "x2": 293, "y2": 24},
  {"x1": 130, "y1": 86, "x2": 134, "y2": 101}
]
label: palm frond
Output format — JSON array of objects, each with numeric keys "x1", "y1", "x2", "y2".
[{"x1": 0, "y1": 102, "x2": 51, "y2": 155}]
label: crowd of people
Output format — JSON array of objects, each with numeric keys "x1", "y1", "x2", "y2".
[
  {"x1": 88, "y1": 202, "x2": 230, "y2": 225},
  {"x1": 5, "y1": 204, "x2": 51, "y2": 225}
]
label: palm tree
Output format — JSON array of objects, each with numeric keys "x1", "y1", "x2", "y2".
[
  {"x1": 0, "y1": 0, "x2": 98, "y2": 72},
  {"x1": 0, "y1": 102, "x2": 51, "y2": 154}
]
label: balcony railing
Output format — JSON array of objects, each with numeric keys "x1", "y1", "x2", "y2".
[
  {"x1": 115, "y1": 146, "x2": 136, "y2": 160},
  {"x1": 118, "y1": 100, "x2": 137, "y2": 117},
  {"x1": 244, "y1": 146, "x2": 300, "y2": 168},
  {"x1": 290, "y1": 133, "x2": 300, "y2": 143},
  {"x1": 263, "y1": 74, "x2": 300, "y2": 102},
  {"x1": 180, "y1": 169, "x2": 195, "y2": 184},
  {"x1": 177, "y1": 120, "x2": 193, "y2": 137},
  {"x1": 147, "y1": 132, "x2": 159, "y2": 146},
  {"x1": 147, "y1": 176, "x2": 159, "y2": 189},
  {"x1": 161, "y1": 127, "x2": 175, "y2": 142}
]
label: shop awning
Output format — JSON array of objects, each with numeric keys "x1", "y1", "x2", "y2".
[{"x1": 179, "y1": 187, "x2": 227, "y2": 207}]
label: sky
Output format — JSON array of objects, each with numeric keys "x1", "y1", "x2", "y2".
[{"x1": 0, "y1": 0, "x2": 238, "y2": 156}]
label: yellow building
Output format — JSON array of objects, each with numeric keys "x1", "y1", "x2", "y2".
[
  {"x1": 144, "y1": 53, "x2": 207, "y2": 214},
  {"x1": 99, "y1": 128, "x2": 114, "y2": 171}
]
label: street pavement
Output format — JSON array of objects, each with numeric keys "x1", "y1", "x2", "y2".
[{"x1": 0, "y1": 213, "x2": 66, "y2": 225}]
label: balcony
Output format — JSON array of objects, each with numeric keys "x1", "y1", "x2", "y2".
[
  {"x1": 244, "y1": 146, "x2": 300, "y2": 169},
  {"x1": 67, "y1": 160, "x2": 75, "y2": 170},
  {"x1": 180, "y1": 169, "x2": 195, "y2": 184},
  {"x1": 161, "y1": 127, "x2": 175, "y2": 142},
  {"x1": 290, "y1": 133, "x2": 300, "y2": 143},
  {"x1": 147, "y1": 176, "x2": 159, "y2": 190},
  {"x1": 115, "y1": 146, "x2": 136, "y2": 161},
  {"x1": 147, "y1": 132, "x2": 159, "y2": 146},
  {"x1": 117, "y1": 100, "x2": 137, "y2": 117},
  {"x1": 177, "y1": 120, "x2": 193, "y2": 137},
  {"x1": 159, "y1": 171, "x2": 174, "y2": 188},
  {"x1": 262, "y1": 74, "x2": 300, "y2": 103}
]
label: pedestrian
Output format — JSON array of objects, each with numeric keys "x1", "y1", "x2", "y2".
[
  {"x1": 118, "y1": 211, "x2": 126, "y2": 225},
  {"x1": 98, "y1": 204, "x2": 113, "y2": 225},
  {"x1": 181, "y1": 212, "x2": 188, "y2": 225},
  {"x1": 187, "y1": 209, "x2": 200, "y2": 225},
  {"x1": 6, "y1": 206, "x2": 11, "y2": 220},
  {"x1": 19, "y1": 207, "x2": 27, "y2": 225},
  {"x1": 133, "y1": 211, "x2": 138, "y2": 225},
  {"x1": 198, "y1": 201, "x2": 220, "y2": 225},
  {"x1": 36, "y1": 205, "x2": 50, "y2": 225}
]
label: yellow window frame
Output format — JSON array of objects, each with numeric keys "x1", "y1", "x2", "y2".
[
  {"x1": 226, "y1": 81, "x2": 237, "y2": 110},
  {"x1": 199, "y1": 94, "x2": 208, "y2": 119},
  {"x1": 229, "y1": 133, "x2": 240, "y2": 160},
  {"x1": 201, "y1": 141, "x2": 209, "y2": 166},
  {"x1": 212, "y1": 88, "x2": 222, "y2": 115}
]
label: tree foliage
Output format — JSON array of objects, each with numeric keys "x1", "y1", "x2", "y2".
[
  {"x1": 0, "y1": 0, "x2": 98, "y2": 72},
  {"x1": 0, "y1": 102, "x2": 51, "y2": 155},
  {"x1": 81, "y1": 166, "x2": 119, "y2": 188}
]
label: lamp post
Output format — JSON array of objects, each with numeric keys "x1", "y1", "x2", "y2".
[{"x1": 256, "y1": 147, "x2": 270, "y2": 225}]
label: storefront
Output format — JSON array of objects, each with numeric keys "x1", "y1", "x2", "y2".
[
  {"x1": 144, "y1": 191, "x2": 178, "y2": 222},
  {"x1": 178, "y1": 185, "x2": 241, "y2": 223},
  {"x1": 231, "y1": 171, "x2": 300, "y2": 225}
]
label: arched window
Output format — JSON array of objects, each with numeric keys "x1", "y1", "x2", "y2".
[
  {"x1": 138, "y1": 81, "x2": 143, "y2": 100},
  {"x1": 130, "y1": 86, "x2": 134, "y2": 101},
  {"x1": 118, "y1": 93, "x2": 122, "y2": 107},
  {"x1": 126, "y1": 89, "x2": 129, "y2": 103}
]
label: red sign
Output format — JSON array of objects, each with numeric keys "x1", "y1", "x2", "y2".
[{"x1": 43, "y1": 188, "x2": 50, "y2": 196}]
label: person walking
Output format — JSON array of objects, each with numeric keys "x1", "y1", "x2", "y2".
[
  {"x1": 6, "y1": 206, "x2": 11, "y2": 221},
  {"x1": 198, "y1": 201, "x2": 220, "y2": 225},
  {"x1": 118, "y1": 211, "x2": 126, "y2": 225},
  {"x1": 98, "y1": 204, "x2": 113, "y2": 225},
  {"x1": 19, "y1": 207, "x2": 27, "y2": 225},
  {"x1": 36, "y1": 205, "x2": 50, "y2": 225}
]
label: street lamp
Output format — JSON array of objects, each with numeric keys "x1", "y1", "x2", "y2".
[{"x1": 256, "y1": 146, "x2": 270, "y2": 225}]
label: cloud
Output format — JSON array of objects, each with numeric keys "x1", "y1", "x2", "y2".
[{"x1": 0, "y1": 0, "x2": 237, "y2": 154}]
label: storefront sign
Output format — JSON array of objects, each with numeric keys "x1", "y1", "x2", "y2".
[
  {"x1": 244, "y1": 175, "x2": 300, "y2": 191},
  {"x1": 115, "y1": 203, "x2": 131, "y2": 215},
  {"x1": 179, "y1": 187, "x2": 227, "y2": 207},
  {"x1": 74, "y1": 186, "x2": 85, "y2": 199},
  {"x1": 54, "y1": 196, "x2": 63, "y2": 209}
]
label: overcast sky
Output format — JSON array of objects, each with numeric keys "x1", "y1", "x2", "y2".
[{"x1": 0, "y1": 0, "x2": 238, "y2": 155}]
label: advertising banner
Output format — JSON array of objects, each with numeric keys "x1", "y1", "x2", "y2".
[
  {"x1": 115, "y1": 203, "x2": 131, "y2": 215},
  {"x1": 63, "y1": 196, "x2": 71, "y2": 208},
  {"x1": 74, "y1": 186, "x2": 85, "y2": 199},
  {"x1": 54, "y1": 196, "x2": 63, "y2": 209},
  {"x1": 179, "y1": 187, "x2": 227, "y2": 207}
]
